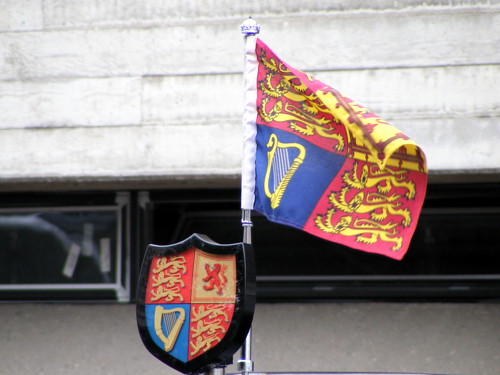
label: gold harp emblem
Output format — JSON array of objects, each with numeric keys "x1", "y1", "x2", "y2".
[
  {"x1": 154, "y1": 306, "x2": 186, "y2": 352},
  {"x1": 264, "y1": 133, "x2": 306, "y2": 209}
]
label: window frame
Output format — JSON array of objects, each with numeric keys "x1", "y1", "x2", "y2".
[{"x1": 0, "y1": 192, "x2": 131, "y2": 302}]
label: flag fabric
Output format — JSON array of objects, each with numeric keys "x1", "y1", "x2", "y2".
[{"x1": 241, "y1": 38, "x2": 427, "y2": 260}]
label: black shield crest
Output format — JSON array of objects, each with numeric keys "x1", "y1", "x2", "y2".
[{"x1": 136, "y1": 233, "x2": 256, "y2": 374}]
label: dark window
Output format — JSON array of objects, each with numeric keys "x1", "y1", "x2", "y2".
[
  {"x1": 0, "y1": 192, "x2": 130, "y2": 302},
  {"x1": 144, "y1": 184, "x2": 500, "y2": 302},
  {"x1": 1, "y1": 184, "x2": 499, "y2": 302}
]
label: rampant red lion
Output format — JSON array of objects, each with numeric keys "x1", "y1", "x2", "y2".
[{"x1": 202, "y1": 263, "x2": 227, "y2": 295}]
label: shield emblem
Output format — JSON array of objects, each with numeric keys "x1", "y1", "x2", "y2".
[{"x1": 136, "y1": 233, "x2": 256, "y2": 374}]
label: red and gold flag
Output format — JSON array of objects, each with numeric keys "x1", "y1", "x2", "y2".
[{"x1": 241, "y1": 38, "x2": 427, "y2": 260}]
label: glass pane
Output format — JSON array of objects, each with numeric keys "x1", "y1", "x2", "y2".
[
  {"x1": 0, "y1": 209, "x2": 118, "y2": 285},
  {"x1": 152, "y1": 203, "x2": 500, "y2": 279}
]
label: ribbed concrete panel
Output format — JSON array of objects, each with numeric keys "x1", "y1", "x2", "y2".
[
  {"x1": 315, "y1": 65, "x2": 500, "y2": 120},
  {"x1": 1, "y1": 10, "x2": 498, "y2": 80},
  {"x1": 259, "y1": 10, "x2": 500, "y2": 71},
  {"x1": 141, "y1": 65, "x2": 499, "y2": 127},
  {"x1": 0, "y1": 0, "x2": 42, "y2": 32},
  {"x1": 0, "y1": 124, "x2": 242, "y2": 179},
  {"x1": 1, "y1": 64, "x2": 497, "y2": 130},
  {"x1": 0, "y1": 25, "x2": 243, "y2": 81},
  {"x1": 41, "y1": 0, "x2": 499, "y2": 29},
  {"x1": 0, "y1": 1, "x2": 498, "y2": 186},
  {"x1": 142, "y1": 73, "x2": 243, "y2": 126},
  {"x1": 0, "y1": 68, "x2": 498, "y2": 179},
  {"x1": 0, "y1": 77, "x2": 142, "y2": 128},
  {"x1": 395, "y1": 117, "x2": 500, "y2": 171},
  {"x1": 0, "y1": 117, "x2": 497, "y2": 183}
]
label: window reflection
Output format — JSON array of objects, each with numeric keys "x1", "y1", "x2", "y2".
[{"x1": 0, "y1": 210, "x2": 117, "y2": 285}]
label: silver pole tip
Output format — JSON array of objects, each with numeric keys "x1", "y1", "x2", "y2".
[{"x1": 241, "y1": 17, "x2": 260, "y2": 36}]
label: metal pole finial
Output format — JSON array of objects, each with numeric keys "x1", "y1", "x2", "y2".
[{"x1": 240, "y1": 16, "x2": 260, "y2": 36}]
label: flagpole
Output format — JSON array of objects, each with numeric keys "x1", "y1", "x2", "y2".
[
  {"x1": 238, "y1": 209, "x2": 253, "y2": 374},
  {"x1": 238, "y1": 16, "x2": 260, "y2": 375}
]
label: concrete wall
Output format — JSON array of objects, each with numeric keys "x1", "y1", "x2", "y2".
[
  {"x1": 1, "y1": 1, "x2": 499, "y2": 190},
  {"x1": 1, "y1": 302, "x2": 499, "y2": 375}
]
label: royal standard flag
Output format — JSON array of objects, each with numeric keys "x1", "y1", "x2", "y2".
[{"x1": 241, "y1": 38, "x2": 427, "y2": 260}]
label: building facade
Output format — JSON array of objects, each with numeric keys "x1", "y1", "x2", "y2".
[{"x1": 1, "y1": 1, "x2": 499, "y2": 374}]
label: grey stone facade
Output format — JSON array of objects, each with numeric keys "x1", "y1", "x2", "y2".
[{"x1": 1, "y1": 1, "x2": 499, "y2": 190}]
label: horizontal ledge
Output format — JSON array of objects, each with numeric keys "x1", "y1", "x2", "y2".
[
  {"x1": 7, "y1": 2, "x2": 499, "y2": 33},
  {"x1": 0, "y1": 174, "x2": 242, "y2": 193},
  {"x1": 2, "y1": 12, "x2": 498, "y2": 80},
  {"x1": 0, "y1": 170, "x2": 499, "y2": 193},
  {"x1": 1, "y1": 61, "x2": 499, "y2": 83}
]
